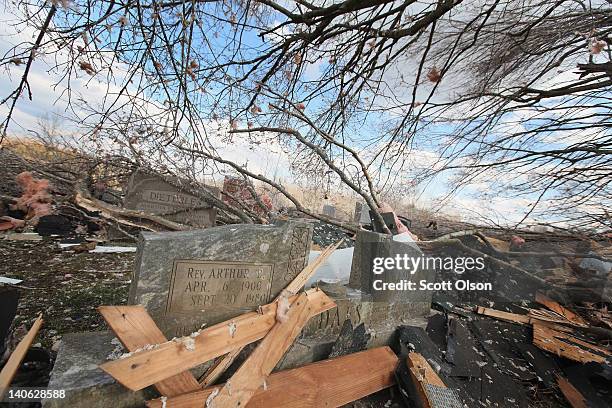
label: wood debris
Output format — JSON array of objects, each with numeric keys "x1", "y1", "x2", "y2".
[
  {"x1": 475, "y1": 306, "x2": 533, "y2": 324},
  {"x1": 556, "y1": 374, "x2": 588, "y2": 408},
  {"x1": 0, "y1": 315, "x2": 43, "y2": 399},
  {"x1": 535, "y1": 292, "x2": 589, "y2": 327},
  {"x1": 199, "y1": 239, "x2": 343, "y2": 387},
  {"x1": 98, "y1": 305, "x2": 200, "y2": 397},
  {"x1": 146, "y1": 347, "x2": 398, "y2": 408},
  {"x1": 207, "y1": 291, "x2": 312, "y2": 407},
  {"x1": 532, "y1": 322, "x2": 611, "y2": 364},
  {"x1": 99, "y1": 288, "x2": 335, "y2": 391}
]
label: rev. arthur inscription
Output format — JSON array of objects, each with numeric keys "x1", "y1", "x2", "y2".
[
  {"x1": 166, "y1": 260, "x2": 273, "y2": 314},
  {"x1": 129, "y1": 222, "x2": 313, "y2": 337}
]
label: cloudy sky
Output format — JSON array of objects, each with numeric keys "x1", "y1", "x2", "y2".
[{"x1": 0, "y1": 2, "x2": 594, "y2": 228}]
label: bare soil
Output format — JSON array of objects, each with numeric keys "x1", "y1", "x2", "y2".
[{"x1": 0, "y1": 237, "x2": 134, "y2": 349}]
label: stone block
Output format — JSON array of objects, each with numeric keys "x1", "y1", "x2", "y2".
[
  {"x1": 349, "y1": 230, "x2": 435, "y2": 305},
  {"x1": 124, "y1": 171, "x2": 218, "y2": 228},
  {"x1": 43, "y1": 332, "x2": 154, "y2": 408},
  {"x1": 129, "y1": 221, "x2": 313, "y2": 337}
]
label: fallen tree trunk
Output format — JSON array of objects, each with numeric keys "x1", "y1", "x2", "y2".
[{"x1": 74, "y1": 192, "x2": 189, "y2": 232}]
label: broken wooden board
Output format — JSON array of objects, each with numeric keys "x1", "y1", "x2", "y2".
[
  {"x1": 533, "y1": 323, "x2": 611, "y2": 364},
  {"x1": 407, "y1": 352, "x2": 463, "y2": 408},
  {"x1": 146, "y1": 347, "x2": 398, "y2": 408},
  {"x1": 98, "y1": 305, "x2": 201, "y2": 396},
  {"x1": 209, "y1": 291, "x2": 312, "y2": 407},
  {"x1": 408, "y1": 352, "x2": 446, "y2": 388},
  {"x1": 535, "y1": 292, "x2": 588, "y2": 327},
  {"x1": 397, "y1": 326, "x2": 452, "y2": 376},
  {"x1": 475, "y1": 306, "x2": 532, "y2": 324},
  {"x1": 199, "y1": 240, "x2": 343, "y2": 387},
  {"x1": 199, "y1": 347, "x2": 242, "y2": 387},
  {"x1": 0, "y1": 315, "x2": 43, "y2": 399},
  {"x1": 476, "y1": 306, "x2": 581, "y2": 329},
  {"x1": 556, "y1": 375, "x2": 588, "y2": 408},
  {"x1": 563, "y1": 363, "x2": 612, "y2": 408},
  {"x1": 284, "y1": 239, "x2": 344, "y2": 295},
  {"x1": 483, "y1": 235, "x2": 511, "y2": 252},
  {"x1": 528, "y1": 308, "x2": 575, "y2": 325},
  {"x1": 100, "y1": 288, "x2": 335, "y2": 391}
]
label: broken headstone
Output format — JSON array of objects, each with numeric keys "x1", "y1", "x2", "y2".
[{"x1": 129, "y1": 221, "x2": 313, "y2": 337}]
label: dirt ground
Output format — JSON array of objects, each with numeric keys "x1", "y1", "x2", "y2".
[{"x1": 0, "y1": 237, "x2": 134, "y2": 350}]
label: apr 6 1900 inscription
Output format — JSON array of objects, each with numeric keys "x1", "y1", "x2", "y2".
[{"x1": 166, "y1": 260, "x2": 274, "y2": 314}]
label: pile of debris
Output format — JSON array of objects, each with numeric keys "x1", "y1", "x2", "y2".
[
  {"x1": 96, "y1": 241, "x2": 396, "y2": 407},
  {"x1": 396, "y1": 293, "x2": 612, "y2": 408},
  {"x1": 1, "y1": 147, "x2": 611, "y2": 408},
  {"x1": 0, "y1": 242, "x2": 401, "y2": 407}
]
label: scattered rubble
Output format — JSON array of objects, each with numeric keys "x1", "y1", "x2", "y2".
[{"x1": 0, "y1": 149, "x2": 610, "y2": 408}]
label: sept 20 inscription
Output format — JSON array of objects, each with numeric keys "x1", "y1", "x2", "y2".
[{"x1": 166, "y1": 260, "x2": 274, "y2": 314}]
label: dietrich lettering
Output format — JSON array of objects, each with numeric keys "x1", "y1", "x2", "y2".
[{"x1": 144, "y1": 190, "x2": 204, "y2": 207}]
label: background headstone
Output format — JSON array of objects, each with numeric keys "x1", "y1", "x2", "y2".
[
  {"x1": 353, "y1": 202, "x2": 362, "y2": 223},
  {"x1": 129, "y1": 222, "x2": 313, "y2": 337},
  {"x1": 349, "y1": 230, "x2": 435, "y2": 308},
  {"x1": 370, "y1": 211, "x2": 400, "y2": 234},
  {"x1": 322, "y1": 204, "x2": 336, "y2": 218},
  {"x1": 124, "y1": 171, "x2": 218, "y2": 228},
  {"x1": 354, "y1": 202, "x2": 372, "y2": 224}
]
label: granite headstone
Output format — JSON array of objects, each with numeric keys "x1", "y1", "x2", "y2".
[
  {"x1": 354, "y1": 202, "x2": 372, "y2": 224},
  {"x1": 124, "y1": 171, "x2": 218, "y2": 228},
  {"x1": 348, "y1": 230, "x2": 435, "y2": 308},
  {"x1": 129, "y1": 222, "x2": 313, "y2": 337},
  {"x1": 322, "y1": 204, "x2": 336, "y2": 218}
]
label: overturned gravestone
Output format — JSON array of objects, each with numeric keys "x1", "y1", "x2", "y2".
[
  {"x1": 129, "y1": 221, "x2": 313, "y2": 337},
  {"x1": 124, "y1": 171, "x2": 218, "y2": 228},
  {"x1": 43, "y1": 332, "x2": 155, "y2": 408}
]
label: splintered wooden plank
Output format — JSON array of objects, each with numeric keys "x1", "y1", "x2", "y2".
[
  {"x1": 407, "y1": 352, "x2": 446, "y2": 388},
  {"x1": 99, "y1": 306, "x2": 201, "y2": 397},
  {"x1": 199, "y1": 240, "x2": 343, "y2": 387},
  {"x1": 100, "y1": 288, "x2": 335, "y2": 391},
  {"x1": 475, "y1": 306, "x2": 532, "y2": 324},
  {"x1": 147, "y1": 347, "x2": 398, "y2": 408},
  {"x1": 283, "y1": 239, "x2": 344, "y2": 295},
  {"x1": 535, "y1": 293, "x2": 588, "y2": 327},
  {"x1": 533, "y1": 323, "x2": 611, "y2": 364},
  {"x1": 209, "y1": 291, "x2": 312, "y2": 407},
  {"x1": 407, "y1": 351, "x2": 449, "y2": 408},
  {"x1": 199, "y1": 347, "x2": 242, "y2": 387},
  {"x1": 556, "y1": 375, "x2": 588, "y2": 408},
  {"x1": 0, "y1": 315, "x2": 43, "y2": 399},
  {"x1": 528, "y1": 308, "x2": 574, "y2": 325},
  {"x1": 476, "y1": 306, "x2": 576, "y2": 330}
]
